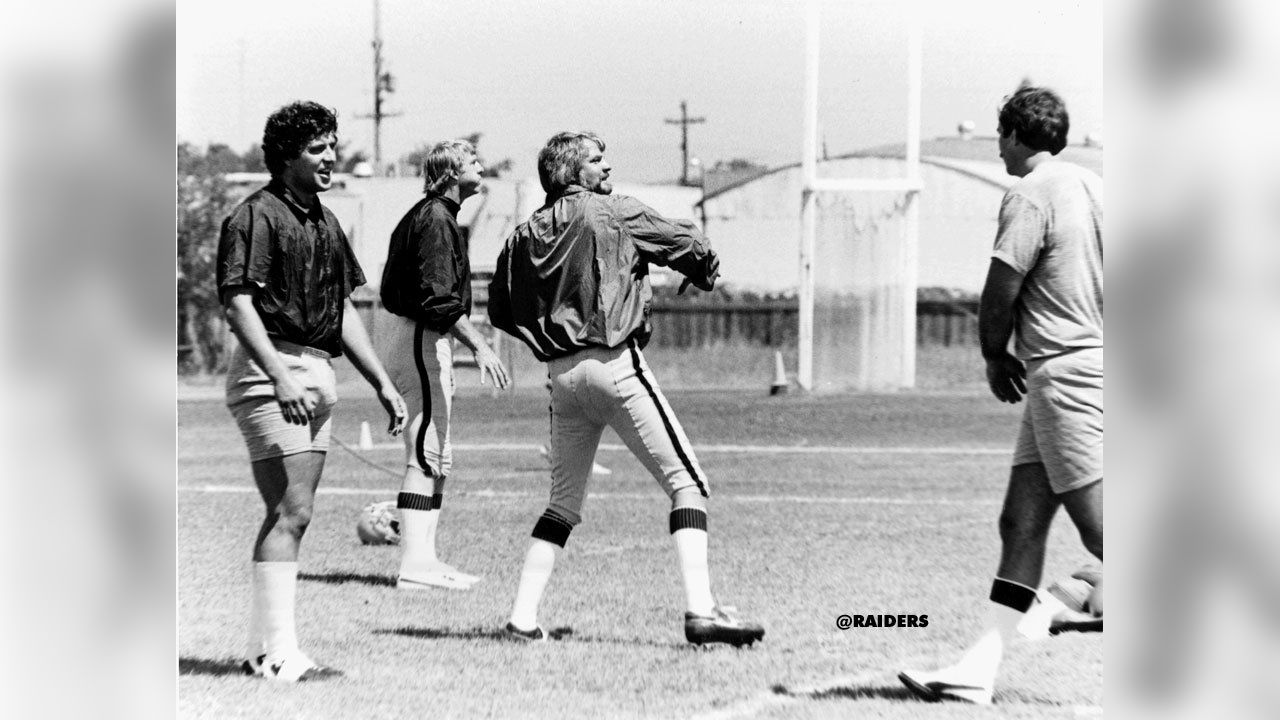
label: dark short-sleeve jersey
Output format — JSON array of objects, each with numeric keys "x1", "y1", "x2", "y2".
[{"x1": 216, "y1": 182, "x2": 365, "y2": 357}]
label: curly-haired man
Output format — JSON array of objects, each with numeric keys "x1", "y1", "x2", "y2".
[{"x1": 218, "y1": 100, "x2": 407, "y2": 682}]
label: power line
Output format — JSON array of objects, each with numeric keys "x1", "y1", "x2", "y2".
[
  {"x1": 356, "y1": 0, "x2": 402, "y2": 175},
  {"x1": 664, "y1": 100, "x2": 705, "y2": 186}
]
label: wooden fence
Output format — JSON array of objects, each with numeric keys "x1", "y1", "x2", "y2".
[
  {"x1": 645, "y1": 299, "x2": 978, "y2": 348},
  {"x1": 352, "y1": 295, "x2": 978, "y2": 351}
]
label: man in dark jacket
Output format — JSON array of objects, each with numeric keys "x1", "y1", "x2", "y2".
[
  {"x1": 489, "y1": 131, "x2": 763, "y2": 646},
  {"x1": 379, "y1": 139, "x2": 509, "y2": 591}
]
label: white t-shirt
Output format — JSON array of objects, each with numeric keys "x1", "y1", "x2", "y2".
[{"x1": 992, "y1": 161, "x2": 1104, "y2": 360}]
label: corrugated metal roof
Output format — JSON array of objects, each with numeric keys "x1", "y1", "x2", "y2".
[
  {"x1": 699, "y1": 136, "x2": 1103, "y2": 203},
  {"x1": 322, "y1": 177, "x2": 701, "y2": 285}
]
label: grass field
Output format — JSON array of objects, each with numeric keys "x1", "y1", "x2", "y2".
[{"x1": 178, "y1": 381, "x2": 1101, "y2": 719}]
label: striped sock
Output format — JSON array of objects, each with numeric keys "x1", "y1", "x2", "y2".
[{"x1": 398, "y1": 492, "x2": 440, "y2": 571}]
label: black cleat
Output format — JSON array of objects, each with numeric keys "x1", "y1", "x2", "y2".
[
  {"x1": 897, "y1": 669, "x2": 993, "y2": 705},
  {"x1": 502, "y1": 621, "x2": 548, "y2": 643},
  {"x1": 1049, "y1": 608, "x2": 1104, "y2": 635},
  {"x1": 684, "y1": 606, "x2": 765, "y2": 647},
  {"x1": 261, "y1": 653, "x2": 344, "y2": 682}
]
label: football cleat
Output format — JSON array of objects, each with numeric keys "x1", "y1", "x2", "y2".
[
  {"x1": 261, "y1": 652, "x2": 343, "y2": 683},
  {"x1": 898, "y1": 668, "x2": 993, "y2": 705},
  {"x1": 396, "y1": 565, "x2": 480, "y2": 591},
  {"x1": 241, "y1": 653, "x2": 266, "y2": 677},
  {"x1": 1049, "y1": 607, "x2": 1104, "y2": 635},
  {"x1": 502, "y1": 621, "x2": 548, "y2": 643},
  {"x1": 684, "y1": 606, "x2": 765, "y2": 647}
]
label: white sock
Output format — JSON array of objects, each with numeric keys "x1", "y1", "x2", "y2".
[
  {"x1": 509, "y1": 539, "x2": 559, "y2": 631},
  {"x1": 254, "y1": 561, "x2": 299, "y2": 660},
  {"x1": 673, "y1": 528, "x2": 716, "y2": 616},
  {"x1": 247, "y1": 567, "x2": 264, "y2": 660},
  {"x1": 950, "y1": 602, "x2": 1026, "y2": 684},
  {"x1": 399, "y1": 508, "x2": 441, "y2": 571}
]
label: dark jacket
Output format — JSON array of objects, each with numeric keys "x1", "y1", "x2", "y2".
[
  {"x1": 380, "y1": 195, "x2": 471, "y2": 333},
  {"x1": 489, "y1": 185, "x2": 718, "y2": 361}
]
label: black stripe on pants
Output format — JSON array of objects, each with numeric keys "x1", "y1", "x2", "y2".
[
  {"x1": 412, "y1": 321, "x2": 435, "y2": 477},
  {"x1": 627, "y1": 343, "x2": 707, "y2": 497}
]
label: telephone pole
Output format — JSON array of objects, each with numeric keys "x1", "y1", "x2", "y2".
[
  {"x1": 665, "y1": 100, "x2": 705, "y2": 186},
  {"x1": 359, "y1": 0, "x2": 401, "y2": 175}
]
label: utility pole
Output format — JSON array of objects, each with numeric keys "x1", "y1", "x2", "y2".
[
  {"x1": 359, "y1": 0, "x2": 401, "y2": 175},
  {"x1": 664, "y1": 100, "x2": 705, "y2": 186}
]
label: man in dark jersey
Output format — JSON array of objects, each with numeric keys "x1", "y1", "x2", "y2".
[
  {"x1": 489, "y1": 131, "x2": 764, "y2": 646},
  {"x1": 379, "y1": 139, "x2": 509, "y2": 591},
  {"x1": 218, "y1": 101, "x2": 407, "y2": 682}
]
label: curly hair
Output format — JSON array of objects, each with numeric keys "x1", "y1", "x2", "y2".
[
  {"x1": 538, "y1": 131, "x2": 605, "y2": 195},
  {"x1": 422, "y1": 139, "x2": 476, "y2": 195},
  {"x1": 998, "y1": 87, "x2": 1069, "y2": 154},
  {"x1": 262, "y1": 101, "x2": 338, "y2": 177}
]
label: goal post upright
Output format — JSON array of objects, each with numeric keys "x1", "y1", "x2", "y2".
[
  {"x1": 902, "y1": 4, "x2": 922, "y2": 389},
  {"x1": 797, "y1": 0, "x2": 923, "y2": 392},
  {"x1": 798, "y1": 1, "x2": 821, "y2": 391}
]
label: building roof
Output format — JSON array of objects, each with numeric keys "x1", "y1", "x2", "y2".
[
  {"x1": 855, "y1": 136, "x2": 1104, "y2": 176},
  {"x1": 698, "y1": 135, "x2": 1103, "y2": 203}
]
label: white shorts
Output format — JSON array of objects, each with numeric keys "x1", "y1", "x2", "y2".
[
  {"x1": 1012, "y1": 348, "x2": 1103, "y2": 494},
  {"x1": 224, "y1": 340, "x2": 338, "y2": 462},
  {"x1": 378, "y1": 314, "x2": 454, "y2": 477},
  {"x1": 544, "y1": 341, "x2": 708, "y2": 525}
]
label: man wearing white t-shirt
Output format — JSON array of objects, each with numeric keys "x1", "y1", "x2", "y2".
[{"x1": 900, "y1": 86, "x2": 1103, "y2": 705}]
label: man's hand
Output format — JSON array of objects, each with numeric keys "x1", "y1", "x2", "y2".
[
  {"x1": 378, "y1": 382, "x2": 408, "y2": 436},
  {"x1": 985, "y1": 351, "x2": 1027, "y2": 403},
  {"x1": 678, "y1": 253, "x2": 721, "y2": 294},
  {"x1": 475, "y1": 346, "x2": 510, "y2": 389},
  {"x1": 274, "y1": 374, "x2": 316, "y2": 425},
  {"x1": 696, "y1": 253, "x2": 721, "y2": 290}
]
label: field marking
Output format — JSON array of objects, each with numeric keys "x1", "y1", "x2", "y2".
[
  {"x1": 178, "y1": 485, "x2": 998, "y2": 506},
  {"x1": 353, "y1": 441, "x2": 1010, "y2": 455}
]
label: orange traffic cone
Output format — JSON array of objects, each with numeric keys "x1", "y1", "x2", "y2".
[
  {"x1": 358, "y1": 421, "x2": 374, "y2": 450},
  {"x1": 770, "y1": 351, "x2": 789, "y2": 396}
]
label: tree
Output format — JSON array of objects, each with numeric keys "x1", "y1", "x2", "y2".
[
  {"x1": 176, "y1": 144, "x2": 238, "y2": 374},
  {"x1": 704, "y1": 158, "x2": 769, "y2": 194}
]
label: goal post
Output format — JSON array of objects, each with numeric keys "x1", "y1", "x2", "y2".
[{"x1": 798, "y1": 0, "x2": 922, "y2": 392}]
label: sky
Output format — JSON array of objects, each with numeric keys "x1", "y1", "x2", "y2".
[{"x1": 177, "y1": 0, "x2": 1102, "y2": 183}]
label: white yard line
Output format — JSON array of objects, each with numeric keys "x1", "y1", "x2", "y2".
[
  {"x1": 350, "y1": 441, "x2": 1009, "y2": 455},
  {"x1": 178, "y1": 485, "x2": 998, "y2": 506}
]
